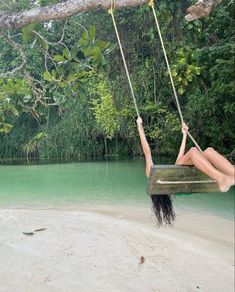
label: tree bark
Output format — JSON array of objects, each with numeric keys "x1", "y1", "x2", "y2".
[
  {"x1": 0, "y1": 0, "x2": 223, "y2": 30},
  {"x1": 0, "y1": 0, "x2": 148, "y2": 29},
  {"x1": 185, "y1": 0, "x2": 222, "y2": 21}
]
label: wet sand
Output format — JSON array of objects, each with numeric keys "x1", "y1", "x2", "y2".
[{"x1": 0, "y1": 206, "x2": 234, "y2": 292}]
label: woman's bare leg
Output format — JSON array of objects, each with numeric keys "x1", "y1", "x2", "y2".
[
  {"x1": 203, "y1": 147, "x2": 235, "y2": 176},
  {"x1": 175, "y1": 150, "x2": 194, "y2": 166},
  {"x1": 177, "y1": 147, "x2": 234, "y2": 192}
]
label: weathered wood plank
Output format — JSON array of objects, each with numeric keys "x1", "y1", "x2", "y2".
[{"x1": 147, "y1": 165, "x2": 219, "y2": 195}]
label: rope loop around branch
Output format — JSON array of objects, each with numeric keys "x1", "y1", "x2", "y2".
[
  {"x1": 148, "y1": 0, "x2": 154, "y2": 8},
  {"x1": 108, "y1": 0, "x2": 115, "y2": 14}
]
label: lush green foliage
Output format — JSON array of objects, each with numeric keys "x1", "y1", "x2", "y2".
[
  {"x1": 91, "y1": 76, "x2": 119, "y2": 140},
  {"x1": 0, "y1": 0, "x2": 234, "y2": 160}
]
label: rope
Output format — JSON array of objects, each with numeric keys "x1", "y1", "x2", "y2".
[
  {"x1": 108, "y1": 1, "x2": 140, "y2": 117},
  {"x1": 148, "y1": 0, "x2": 203, "y2": 152}
]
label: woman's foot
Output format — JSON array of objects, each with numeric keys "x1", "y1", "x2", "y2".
[{"x1": 217, "y1": 174, "x2": 235, "y2": 192}]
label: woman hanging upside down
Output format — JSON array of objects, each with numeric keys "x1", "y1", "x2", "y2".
[{"x1": 136, "y1": 116, "x2": 235, "y2": 226}]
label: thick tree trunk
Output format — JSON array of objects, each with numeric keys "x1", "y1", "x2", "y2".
[
  {"x1": 0, "y1": 0, "x2": 223, "y2": 30},
  {"x1": 0, "y1": 0, "x2": 147, "y2": 29}
]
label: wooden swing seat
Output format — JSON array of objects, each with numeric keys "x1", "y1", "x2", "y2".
[{"x1": 147, "y1": 165, "x2": 219, "y2": 195}]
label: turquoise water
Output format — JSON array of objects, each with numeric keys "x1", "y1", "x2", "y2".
[
  {"x1": 0, "y1": 159, "x2": 234, "y2": 219},
  {"x1": 0, "y1": 159, "x2": 148, "y2": 207}
]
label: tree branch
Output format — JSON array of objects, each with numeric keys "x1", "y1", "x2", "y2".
[
  {"x1": 0, "y1": 0, "x2": 148, "y2": 30},
  {"x1": 185, "y1": 0, "x2": 222, "y2": 21},
  {"x1": 0, "y1": 0, "x2": 223, "y2": 30}
]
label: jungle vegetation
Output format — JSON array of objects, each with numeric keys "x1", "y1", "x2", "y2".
[{"x1": 0, "y1": 0, "x2": 234, "y2": 161}]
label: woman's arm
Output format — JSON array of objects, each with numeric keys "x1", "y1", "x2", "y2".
[
  {"x1": 175, "y1": 122, "x2": 188, "y2": 165},
  {"x1": 136, "y1": 117, "x2": 153, "y2": 177}
]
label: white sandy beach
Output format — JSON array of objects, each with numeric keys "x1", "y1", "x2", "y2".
[{"x1": 0, "y1": 206, "x2": 234, "y2": 292}]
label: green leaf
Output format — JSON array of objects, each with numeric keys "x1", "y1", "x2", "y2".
[
  {"x1": 71, "y1": 46, "x2": 79, "y2": 59},
  {"x1": 10, "y1": 106, "x2": 19, "y2": 117},
  {"x1": 95, "y1": 40, "x2": 110, "y2": 49},
  {"x1": 63, "y1": 48, "x2": 70, "y2": 60},
  {"x1": 22, "y1": 23, "x2": 41, "y2": 42},
  {"x1": 53, "y1": 55, "x2": 66, "y2": 62},
  {"x1": 88, "y1": 26, "x2": 96, "y2": 41},
  {"x1": 35, "y1": 131, "x2": 46, "y2": 140},
  {"x1": 0, "y1": 122, "x2": 13, "y2": 133},
  {"x1": 104, "y1": 43, "x2": 117, "y2": 55},
  {"x1": 79, "y1": 32, "x2": 89, "y2": 47},
  {"x1": 82, "y1": 47, "x2": 92, "y2": 57},
  {"x1": 51, "y1": 70, "x2": 57, "y2": 78},
  {"x1": 91, "y1": 47, "x2": 102, "y2": 60},
  {"x1": 58, "y1": 82, "x2": 66, "y2": 88},
  {"x1": 22, "y1": 28, "x2": 34, "y2": 42},
  {"x1": 79, "y1": 38, "x2": 88, "y2": 47},
  {"x1": 43, "y1": 71, "x2": 53, "y2": 81},
  {"x1": 67, "y1": 73, "x2": 78, "y2": 83}
]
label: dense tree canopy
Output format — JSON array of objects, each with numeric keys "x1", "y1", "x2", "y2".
[{"x1": 0, "y1": 0, "x2": 234, "y2": 161}]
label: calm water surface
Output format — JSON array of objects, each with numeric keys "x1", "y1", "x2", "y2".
[{"x1": 0, "y1": 159, "x2": 234, "y2": 219}]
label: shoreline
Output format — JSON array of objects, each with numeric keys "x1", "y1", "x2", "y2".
[{"x1": 0, "y1": 205, "x2": 234, "y2": 292}]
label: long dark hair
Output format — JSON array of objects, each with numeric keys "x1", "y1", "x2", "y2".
[{"x1": 151, "y1": 194, "x2": 175, "y2": 227}]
